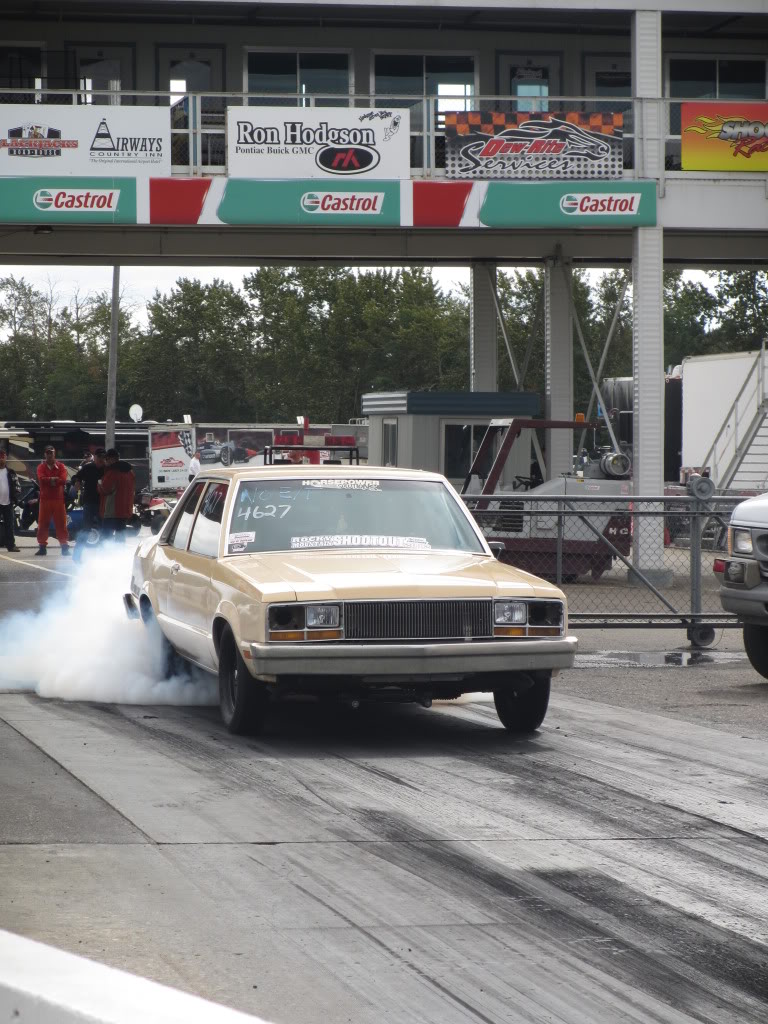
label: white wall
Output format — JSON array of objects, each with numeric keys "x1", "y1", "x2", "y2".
[{"x1": 682, "y1": 351, "x2": 763, "y2": 468}]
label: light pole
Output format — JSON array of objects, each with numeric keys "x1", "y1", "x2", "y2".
[{"x1": 105, "y1": 264, "x2": 120, "y2": 449}]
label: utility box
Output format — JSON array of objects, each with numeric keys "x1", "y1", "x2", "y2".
[{"x1": 362, "y1": 391, "x2": 541, "y2": 490}]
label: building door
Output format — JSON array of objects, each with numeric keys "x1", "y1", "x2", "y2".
[
  {"x1": 72, "y1": 45, "x2": 134, "y2": 105},
  {"x1": 156, "y1": 46, "x2": 225, "y2": 170},
  {"x1": 584, "y1": 54, "x2": 632, "y2": 164},
  {"x1": 498, "y1": 55, "x2": 561, "y2": 113}
]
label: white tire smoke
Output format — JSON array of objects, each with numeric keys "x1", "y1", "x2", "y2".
[{"x1": 0, "y1": 545, "x2": 217, "y2": 705}]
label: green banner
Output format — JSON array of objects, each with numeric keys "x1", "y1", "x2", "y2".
[
  {"x1": 217, "y1": 179, "x2": 400, "y2": 226},
  {"x1": 479, "y1": 180, "x2": 657, "y2": 228},
  {"x1": 0, "y1": 177, "x2": 136, "y2": 223}
]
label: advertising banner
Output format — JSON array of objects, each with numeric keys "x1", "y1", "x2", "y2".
[
  {"x1": 682, "y1": 103, "x2": 768, "y2": 172},
  {"x1": 444, "y1": 110, "x2": 624, "y2": 180},
  {"x1": 150, "y1": 427, "x2": 194, "y2": 490},
  {"x1": 0, "y1": 105, "x2": 170, "y2": 178},
  {"x1": 477, "y1": 180, "x2": 656, "y2": 227},
  {"x1": 0, "y1": 177, "x2": 136, "y2": 223},
  {"x1": 216, "y1": 179, "x2": 400, "y2": 225},
  {"x1": 226, "y1": 107, "x2": 410, "y2": 179}
]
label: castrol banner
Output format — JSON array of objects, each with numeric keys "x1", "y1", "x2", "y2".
[
  {"x1": 444, "y1": 110, "x2": 624, "y2": 180},
  {"x1": 226, "y1": 106, "x2": 410, "y2": 179},
  {"x1": 682, "y1": 103, "x2": 768, "y2": 172},
  {"x1": 0, "y1": 177, "x2": 136, "y2": 223},
  {"x1": 0, "y1": 104, "x2": 170, "y2": 177}
]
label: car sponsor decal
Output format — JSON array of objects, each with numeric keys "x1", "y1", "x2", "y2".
[
  {"x1": 229, "y1": 531, "x2": 256, "y2": 544},
  {"x1": 290, "y1": 535, "x2": 431, "y2": 549},
  {"x1": 301, "y1": 479, "x2": 381, "y2": 490}
]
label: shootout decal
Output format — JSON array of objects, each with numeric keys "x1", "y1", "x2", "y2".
[
  {"x1": 444, "y1": 110, "x2": 624, "y2": 180},
  {"x1": 290, "y1": 535, "x2": 431, "y2": 550}
]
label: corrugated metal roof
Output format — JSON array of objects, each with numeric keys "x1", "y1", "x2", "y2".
[{"x1": 362, "y1": 391, "x2": 540, "y2": 416}]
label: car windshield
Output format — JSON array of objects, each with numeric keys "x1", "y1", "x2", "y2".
[{"x1": 226, "y1": 477, "x2": 485, "y2": 555}]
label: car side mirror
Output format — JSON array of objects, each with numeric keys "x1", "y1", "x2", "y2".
[{"x1": 488, "y1": 541, "x2": 505, "y2": 560}]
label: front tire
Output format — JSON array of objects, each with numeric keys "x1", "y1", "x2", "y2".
[
  {"x1": 493, "y1": 672, "x2": 551, "y2": 734},
  {"x1": 743, "y1": 624, "x2": 768, "y2": 680},
  {"x1": 218, "y1": 626, "x2": 268, "y2": 734}
]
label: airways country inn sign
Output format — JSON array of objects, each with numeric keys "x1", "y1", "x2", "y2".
[
  {"x1": 445, "y1": 110, "x2": 624, "y2": 180},
  {"x1": 226, "y1": 106, "x2": 410, "y2": 179},
  {"x1": 0, "y1": 105, "x2": 170, "y2": 177}
]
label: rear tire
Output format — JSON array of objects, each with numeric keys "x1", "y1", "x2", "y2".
[
  {"x1": 218, "y1": 626, "x2": 268, "y2": 734},
  {"x1": 743, "y1": 624, "x2": 768, "y2": 680},
  {"x1": 493, "y1": 672, "x2": 551, "y2": 734}
]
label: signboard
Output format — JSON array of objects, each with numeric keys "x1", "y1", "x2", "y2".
[
  {"x1": 226, "y1": 106, "x2": 410, "y2": 179},
  {"x1": 682, "y1": 103, "x2": 768, "y2": 172},
  {"x1": 150, "y1": 425, "x2": 267, "y2": 490},
  {"x1": 477, "y1": 180, "x2": 656, "y2": 227},
  {"x1": 217, "y1": 179, "x2": 400, "y2": 225},
  {"x1": 150, "y1": 427, "x2": 194, "y2": 490},
  {"x1": 0, "y1": 177, "x2": 136, "y2": 223},
  {"x1": 0, "y1": 105, "x2": 170, "y2": 177},
  {"x1": 444, "y1": 110, "x2": 623, "y2": 179}
]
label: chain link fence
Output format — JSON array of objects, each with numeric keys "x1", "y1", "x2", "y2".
[{"x1": 463, "y1": 493, "x2": 744, "y2": 644}]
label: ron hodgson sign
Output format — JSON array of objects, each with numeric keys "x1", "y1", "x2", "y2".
[
  {"x1": 476, "y1": 180, "x2": 656, "y2": 227},
  {"x1": 0, "y1": 178, "x2": 136, "y2": 223},
  {"x1": 682, "y1": 102, "x2": 768, "y2": 172},
  {"x1": 445, "y1": 110, "x2": 624, "y2": 180},
  {"x1": 217, "y1": 180, "x2": 400, "y2": 225},
  {"x1": 0, "y1": 105, "x2": 170, "y2": 177},
  {"x1": 226, "y1": 107, "x2": 410, "y2": 179}
]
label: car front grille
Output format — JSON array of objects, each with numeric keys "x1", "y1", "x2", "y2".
[{"x1": 344, "y1": 599, "x2": 494, "y2": 641}]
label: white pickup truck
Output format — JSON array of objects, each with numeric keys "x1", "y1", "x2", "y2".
[{"x1": 715, "y1": 492, "x2": 768, "y2": 678}]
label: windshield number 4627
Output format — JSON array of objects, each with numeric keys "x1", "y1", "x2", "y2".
[{"x1": 236, "y1": 504, "x2": 292, "y2": 521}]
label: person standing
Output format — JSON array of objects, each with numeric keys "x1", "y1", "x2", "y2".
[
  {"x1": 188, "y1": 450, "x2": 201, "y2": 482},
  {"x1": 36, "y1": 445, "x2": 70, "y2": 556},
  {"x1": 72, "y1": 448, "x2": 106, "y2": 558},
  {"x1": 0, "y1": 449, "x2": 21, "y2": 552},
  {"x1": 98, "y1": 448, "x2": 135, "y2": 542}
]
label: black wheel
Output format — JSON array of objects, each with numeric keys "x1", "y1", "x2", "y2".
[
  {"x1": 493, "y1": 672, "x2": 551, "y2": 734},
  {"x1": 687, "y1": 625, "x2": 715, "y2": 648},
  {"x1": 140, "y1": 600, "x2": 183, "y2": 678},
  {"x1": 743, "y1": 624, "x2": 768, "y2": 680},
  {"x1": 218, "y1": 626, "x2": 268, "y2": 734},
  {"x1": 219, "y1": 446, "x2": 232, "y2": 467}
]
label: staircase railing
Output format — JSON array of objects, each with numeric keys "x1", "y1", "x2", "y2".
[{"x1": 700, "y1": 345, "x2": 766, "y2": 488}]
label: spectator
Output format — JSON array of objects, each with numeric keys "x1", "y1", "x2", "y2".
[
  {"x1": 36, "y1": 445, "x2": 70, "y2": 556},
  {"x1": 188, "y1": 450, "x2": 201, "y2": 482},
  {"x1": 72, "y1": 447, "x2": 106, "y2": 559},
  {"x1": 0, "y1": 449, "x2": 21, "y2": 552},
  {"x1": 98, "y1": 448, "x2": 135, "y2": 542}
]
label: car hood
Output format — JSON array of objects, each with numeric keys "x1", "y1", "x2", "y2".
[
  {"x1": 223, "y1": 550, "x2": 561, "y2": 603},
  {"x1": 731, "y1": 492, "x2": 768, "y2": 528}
]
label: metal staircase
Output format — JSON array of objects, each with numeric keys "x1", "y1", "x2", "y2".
[{"x1": 701, "y1": 346, "x2": 768, "y2": 491}]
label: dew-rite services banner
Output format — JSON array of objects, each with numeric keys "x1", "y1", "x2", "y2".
[
  {"x1": 0, "y1": 104, "x2": 170, "y2": 177},
  {"x1": 226, "y1": 106, "x2": 410, "y2": 179},
  {"x1": 682, "y1": 102, "x2": 768, "y2": 171},
  {"x1": 445, "y1": 110, "x2": 624, "y2": 179}
]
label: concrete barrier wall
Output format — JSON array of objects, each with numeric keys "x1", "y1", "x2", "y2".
[{"x1": 0, "y1": 929, "x2": 271, "y2": 1024}]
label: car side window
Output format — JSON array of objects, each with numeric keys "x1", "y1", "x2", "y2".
[
  {"x1": 167, "y1": 482, "x2": 205, "y2": 550},
  {"x1": 188, "y1": 483, "x2": 228, "y2": 557}
]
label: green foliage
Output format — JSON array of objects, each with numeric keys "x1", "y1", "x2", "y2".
[{"x1": 0, "y1": 267, "x2": 765, "y2": 425}]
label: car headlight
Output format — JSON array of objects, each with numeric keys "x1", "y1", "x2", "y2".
[
  {"x1": 494, "y1": 600, "x2": 527, "y2": 625},
  {"x1": 306, "y1": 604, "x2": 341, "y2": 629},
  {"x1": 732, "y1": 528, "x2": 753, "y2": 555}
]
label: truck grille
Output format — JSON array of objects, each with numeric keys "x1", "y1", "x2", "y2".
[{"x1": 344, "y1": 600, "x2": 494, "y2": 641}]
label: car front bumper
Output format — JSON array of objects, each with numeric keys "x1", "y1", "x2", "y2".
[{"x1": 248, "y1": 636, "x2": 577, "y2": 679}]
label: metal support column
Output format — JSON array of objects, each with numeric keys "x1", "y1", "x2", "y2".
[
  {"x1": 544, "y1": 256, "x2": 573, "y2": 479},
  {"x1": 470, "y1": 263, "x2": 498, "y2": 392},
  {"x1": 632, "y1": 225, "x2": 668, "y2": 582}
]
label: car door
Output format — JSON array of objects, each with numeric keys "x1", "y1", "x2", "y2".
[
  {"x1": 167, "y1": 481, "x2": 229, "y2": 669},
  {"x1": 153, "y1": 480, "x2": 205, "y2": 629}
]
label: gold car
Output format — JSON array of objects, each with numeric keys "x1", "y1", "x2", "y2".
[{"x1": 125, "y1": 466, "x2": 577, "y2": 734}]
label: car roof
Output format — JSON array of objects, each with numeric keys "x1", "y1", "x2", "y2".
[{"x1": 195, "y1": 465, "x2": 447, "y2": 484}]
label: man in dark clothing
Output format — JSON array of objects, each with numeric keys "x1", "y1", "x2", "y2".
[
  {"x1": 98, "y1": 448, "x2": 136, "y2": 542},
  {"x1": 0, "y1": 449, "x2": 22, "y2": 552},
  {"x1": 72, "y1": 448, "x2": 106, "y2": 558}
]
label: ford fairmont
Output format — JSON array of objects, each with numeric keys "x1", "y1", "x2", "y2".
[{"x1": 125, "y1": 467, "x2": 577, "y2": 734}]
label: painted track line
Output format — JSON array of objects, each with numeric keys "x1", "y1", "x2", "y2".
[{"x1": 0, "y1": 552, "x2": 75, "y2": 579}]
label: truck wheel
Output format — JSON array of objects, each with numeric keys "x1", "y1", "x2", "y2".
[
  {"x1": 687, "y1": 625, "x2": 715, "y2": 648},
  {"x1": 493, "y1": 672, "x2": 551, "y2": 734},
  {"x1": 743, "y1": 624, "x2": 768, "y2": 680},
  {"x1": 218, "y1": 626, "x2": 268, "y2": 734}
]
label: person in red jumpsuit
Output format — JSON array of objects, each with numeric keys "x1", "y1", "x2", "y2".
[{"x1": 36, "y1": 445, "x2": 70, "y2": 556}]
